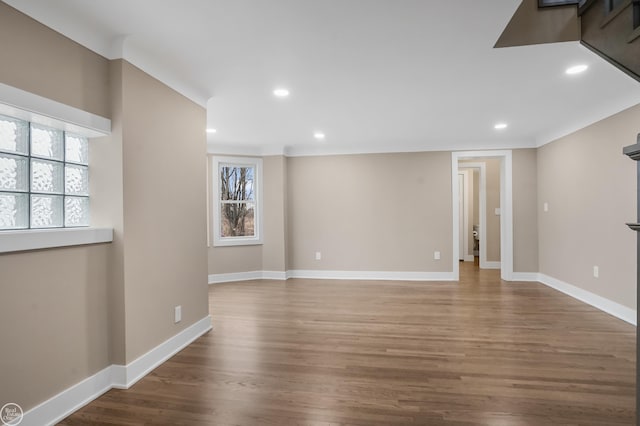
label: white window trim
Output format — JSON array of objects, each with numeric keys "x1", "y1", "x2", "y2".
[
  {"x1": 211, "y1": 156, "x2": 263, "y2": 247},
  {"x1": 0, "y1": 83, "x2": 113, "y2": 253}
]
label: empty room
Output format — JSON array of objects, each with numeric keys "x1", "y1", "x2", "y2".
[{"x1": 1, "y1": 0, "x2": 640, "y2": 425}]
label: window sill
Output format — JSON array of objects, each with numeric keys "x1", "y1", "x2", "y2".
[
  {"x1": 0, "y1": 227, "x2": 113, "y2": 254},
  {"x1": 213, "y1": 237, "x2": 264, "y2": 247}
]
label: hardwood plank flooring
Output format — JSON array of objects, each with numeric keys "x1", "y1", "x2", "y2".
[{"x1": 60, "y1": 263, "x2": 635, "y2": 425}]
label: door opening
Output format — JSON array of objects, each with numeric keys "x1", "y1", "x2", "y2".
[{"x1": 451, "y1": 151, "x2": 513, "y2": 281}]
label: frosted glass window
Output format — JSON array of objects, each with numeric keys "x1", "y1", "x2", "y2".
[
  {"x1": 0, "y1": 113, "x2": 91, "y2": 230},
  {"x1": 0, "y1": 193, "x2": 28, "y2": 230},
  {"x1": 0, "y1": 153, "x2": 29, "y2": 192},
  {"x1": 31, "y1": 194, "x2": 63, "y2": 228},
  {"x1": 31, "y1": 159, "x2": 64, "y2": 194},
  {"x1": 0, "y1": 115, "x2": 28, "y2": 155},
  {"x1": 31, "y1": 124, "x2": 63, "y2": 160},
  {"x1": 65, "y1": 134, "x2": 88, "y2": 165},
  {"x1": 65, "y1": 196, "x2": 90, "y2": 227},
  {"x1": 65, "y1": 164, "x2": 89, "y2": 196}
]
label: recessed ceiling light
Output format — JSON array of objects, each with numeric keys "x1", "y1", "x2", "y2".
[
  {"x1": 566, "y1": 64, "x2": 588, "y2": 75},
  {"x1": 313, "y1": 132, "x2": 326, "y2": 140},
  {"x1": 206, "y1": 128, "x2": 217, "y2": 134},
  {"x1": 494, "y1": 123, "x2": 508, "y2": 130},
  {"x1": 273, "y1": 88, "x2": 290, "y2": 98}
]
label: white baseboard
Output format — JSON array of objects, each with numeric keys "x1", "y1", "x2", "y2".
[
  {"x1": 112, "y1": 315, "x2": 212, "y2": 388},
  {"x1": 537, "y1": 274, "x2": 636, "y2": 325},
  {"x1": 210, "y1": 270, "x2": 456, "y2": 283},
  {"x1": 481, "y1": 261, "x2": 501, "y2": 270},
  {"x1": 463, "y1": 255, "x2": 475, "y2": 262},
  {"x1": 21, "y1": 366, "x2": 114, "y2": 426},
  {"x1": 287, "y1": 270, "x2": 456, "y2": 281},
  {"x1": 511, "y1": 272, "x2": 540, "y2": 282},
  {"x1": 208, "y1": 271, "x2": 286, "y2": 284},
  {"x1": 21, "y1": 315, "x2": 212, "y2": 426}
]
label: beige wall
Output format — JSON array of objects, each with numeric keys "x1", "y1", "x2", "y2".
[
  {"x1": 286, "y1": 152, "x2": 452, "y2": 272},
  {"x1": 0, "y1": 3, "x2": 114, "y2": 411},
  {"x1": 538, "y1": 104, "x2": 639, "y2": 309},
  {"x1": 0, "y1": 2, "x2": 110, "y2": 118},
  {"x1": 262, "y1": 156, "x2": 288, "y2": 272},
  {"x1": 0, "y1": 245, "x2": 112, "y2": 412},
  {"x1": 513, "y1": 149, "x2": 538, "y2": 273},
  {"x1": 119, "y1": 60, "x2": 209, "y2": 362},
  {"x1": 485, "y1": 159, "x2": 501, "y2": 263},
  {"x1": 208, "y1": 155, "x2": 288, "y2": 275},
  {"x1": 457, "y1": 168, "x2": 475, "y2": 259},
  {"x1": 459, "y1": 158, "x2": 501, "y2": 263},
  {"x1": 0, "y1": 3, "x2": 210, "y2": 411},
  {"x1": 210, "y1": 149, "x2": 539, "y2": 276}
]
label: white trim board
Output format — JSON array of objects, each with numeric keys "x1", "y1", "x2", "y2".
[
  {"x1": 210, "y1": 270, "x2": 636, "y2": 326},
  {"x1": 0, "y1": 82, "x2": 111, "y2": 137},
  {"x1": 20, "y1": 316, "x2": 212, "y2": 426},
  {"x1": 483, "y1": 261, "x2": 501, "y2": 270},
  {"x1": 0, "y1": 228, "x2": 113, "y2": 253},
  {"x1": 210, "y1": 270, "x2": 456, "y2": 283},
  {"x1": 288, "y1": 270, "x2": 456, "y2": 281},
  {"x1": 536, "y1": 274, "x2": 636, "y2": 326},
  {"x1": 208, "y1": 271, "x2": 287, "y2": 284}
]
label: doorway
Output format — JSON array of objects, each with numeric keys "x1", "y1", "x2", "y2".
[{"x1": 451, "y1": 151, "x2": 513, "y2": 281}]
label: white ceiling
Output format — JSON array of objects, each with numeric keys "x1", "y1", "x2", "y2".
[{"x1": 6, "y1": 0, "x2": 640, "y2": 156}]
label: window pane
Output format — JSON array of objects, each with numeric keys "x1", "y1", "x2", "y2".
[
  {"x1": 221, "y1": 202, "x2": 255, "y2": 237},
  {"x1": 31, "y1": 159, "x2": 64, "y2": 194},
  {"x1": 31, "y1": 194, "x2": 63, "y2": 228},
  {"x1": 31, "y1": 124, "x2": 63, "y2": 160},
  {"x1": 65, "y1": 164, "x2": 89, "y2": 195},
  {"x1": 220, "y1": 166, "x2": 255, "y2": 201},
  {"x1": 65, "y1": 134, "x2": 88, "y2": 164},
  {"x1": 0, "y1": 153, "x2": 29, "y2": 192},
  {"x1": 0, "y1": 114, "x2": 28, "y2": 155},
  {"x1": 0, "y1": 193, "x2": 28, "y2": 230},
  {"x1": 65, "y1": 196, "x2": 89, "y2": 227}
]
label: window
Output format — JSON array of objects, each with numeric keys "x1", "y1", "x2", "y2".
[
  {"x1": 0, "y1": 114, "x2": 89, "y2": 230},
  {"x1": 212, "y1": 156, "x2": 263, "y2": 246}
]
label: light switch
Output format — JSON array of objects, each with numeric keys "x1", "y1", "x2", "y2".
[
  {"x1": 495, "y1": 208, "x2": 501, "y2": 216},
  {"x1": 543, "y1": 202, "x2": 549, "y2": 212}
]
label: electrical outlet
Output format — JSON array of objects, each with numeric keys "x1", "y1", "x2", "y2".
[
  {"x1": 315, "y1": 251, "x2": 322, "y2": 261},
  {"x1": 593, "y1": 266, "x2": 599, "y2": 278},
  {"x1": 174, "y1": 305, "x2": 182, "y2": 323},
  {"x1": 434, "y1": 251, "x2": 441, "y2": 260}
]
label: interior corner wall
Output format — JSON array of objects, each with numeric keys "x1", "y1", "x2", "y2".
[
  {"x1": 120, "y1": 60, "x2": 209, "y2": 363},
  {"x1": 91, "y1": 59, "x2": 126, "y2": 365},
  {"x1": 262, "y1": 156, "x2": 288, "y2": 272},
  {"x1": 538, "y1": 104, "x2": 639, "y2": 310},
  {"x1": 512, "y1": 148, "x2": 538, "y2": 273},
  {"x1": 0, "y1": 2, "x2": 113, "y2": 412},
  {"x1": 207, "y1": 154, "x2": 288, "y2": 275}
]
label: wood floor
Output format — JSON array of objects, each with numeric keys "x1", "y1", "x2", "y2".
[{"x1": 60, "y1": 263, "x2": 636, "y2": 425}]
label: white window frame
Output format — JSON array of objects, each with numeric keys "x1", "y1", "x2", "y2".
[
  {"x1": 212, "y1": 156, "x2": 263, "y2": 246},
  {"x1": 0, "y1": 82, "x2": 112, "y2": 253}
]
